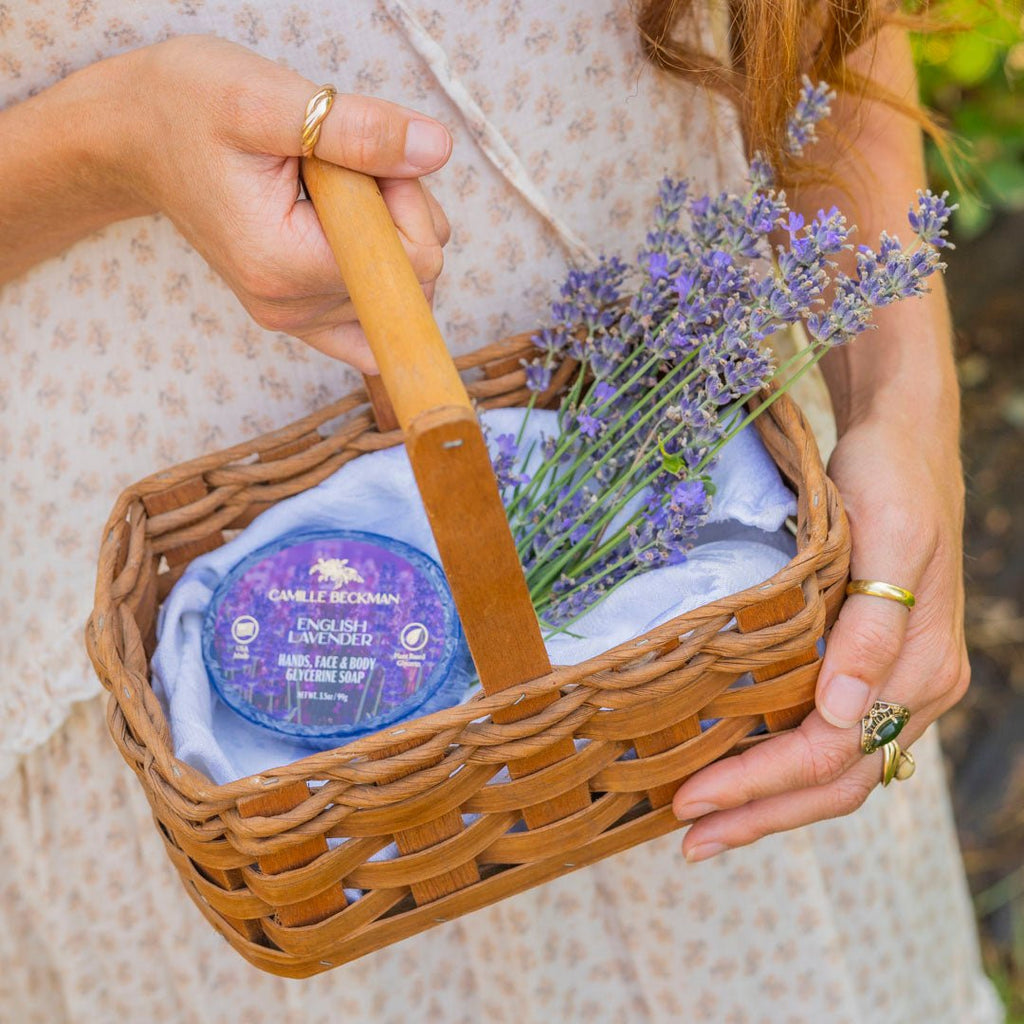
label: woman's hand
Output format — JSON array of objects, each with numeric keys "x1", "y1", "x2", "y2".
[
  {"x1": 670, "y1": 414, "x2": 970, "y2": 860},
  {"x1": 1, "y1": 35, "x2": 453, "y2": 371},
  {"x1": 131, "y1": 36, "x2": 453, "y2": 372}
]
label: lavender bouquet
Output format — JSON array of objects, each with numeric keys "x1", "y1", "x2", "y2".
[{"x1": 490, "y1": 78, "x2": 954, "y2": 632}]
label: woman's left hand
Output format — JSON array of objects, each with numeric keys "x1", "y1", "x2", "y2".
[{"x1": 670, "y1": 412, "x2": 971, "y2": 861}]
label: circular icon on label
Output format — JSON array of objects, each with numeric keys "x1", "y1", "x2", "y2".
[
  {"x1": 231, "y1": 615, "x2": 260, "y2": 645},
  {"x1": 400, "y1": 622, "x2": 430, "y2": 652}
]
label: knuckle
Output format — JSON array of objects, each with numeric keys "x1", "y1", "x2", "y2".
[
  {"x1": 413, "y1": 243, "x2": 445, "y2": 283},
  {"x1": 436, "y1": 212, "x2": 452, "y2": 246},
  {"x1": 721, "y1": 800, "x2": 777, "y2": 846},
  {"x1": 341, "y1": 102, "x2": 398, "y2": 169},
  {"x1": 235, "y1": 263, "x2": 299, "y2": 321},
  {"x1": 213, "y1": 77, "x2": 285, "y2": 149},
  {"x1": 844, "y1": 613, "x2": 903, "y2": 675},
  {"x1": 731, "y1": 816, "x2": 771, "y2": 848},
  {"x1": 797, "y1": 732, "x2": 849, "y2": 788},
  {"x1": 242, "y1": 282, "x2": 300, "y2": 333},
  {"x1": 952, "y1": 659, "x2": 972, "y2": 704},
  {"x1": 236, "y1": 266, "x2": 276, "y2": 304},
  {"x1": 216, "y1": 83, "x2": 260, "y2": 143},
  {"x1": 248, "y1": 301, "x2": 295, "y2": 335},
  {"x1": 827, "y1": 775, "x2": 872, "y2": 818},
  {"x1": 874, "y1": 501, "x2": 938, "y2": 562},
  {"x1": 937, "y1": 653, "x2": 972, "y2": 710}
]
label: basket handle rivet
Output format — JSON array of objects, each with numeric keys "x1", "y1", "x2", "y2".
[
  {"x1": 441, "y1": 439, "x2": 463, "y2": 450},
  {"x1": 434, "y1": 916, "x2": 447, "y2": 923},
  {"x1": 512, "y1": 692, "x2": 526, "y2": 706},
  {"x1": 563, "y1": 863, "x2": 575, "y2": 868},
  {"x1": 390, "y1": 729, "x2": 406, "y2": 736}
]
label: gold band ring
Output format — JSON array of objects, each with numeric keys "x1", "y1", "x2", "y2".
[
  {"x1": 881, "y1": 740, "x2": 916, "y2": 786},
  {"x1": 301, "y1": 84, "x2": 337, "y2": 158},
  {"x1": 846, "y1": 579, "x2": 916, "y2": 608}
]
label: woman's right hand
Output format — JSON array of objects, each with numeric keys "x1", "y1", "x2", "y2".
[{"x1": 109, "y1": 35, "x2": 453, "y2": 372}]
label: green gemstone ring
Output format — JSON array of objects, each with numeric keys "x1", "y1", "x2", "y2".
[{"x1": 861, "y1": 700, "x2": 911, "y2": 755}]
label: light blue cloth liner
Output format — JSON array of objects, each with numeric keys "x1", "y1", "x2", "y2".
[{"x1": 151, "y1": 408, "x2": 796, "y2": 901}]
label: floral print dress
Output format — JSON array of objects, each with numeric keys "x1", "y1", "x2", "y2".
[{"x1": 0, "y1": 1, "x2": 1001, "y2": 1021}]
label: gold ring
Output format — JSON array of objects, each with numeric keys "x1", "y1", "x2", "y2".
[
  {"x1": 301, "y1": 84, "x2": 337, "y2": 158},
  {"x1": 861, "y1": 699, "x2": 911, "y2": 754},
  {"x1": 881, "y1": 740, "x2": 915, "y2": 786},
  {"x1": 846, "y1": 579, "x2": 916, "y2": 608}
]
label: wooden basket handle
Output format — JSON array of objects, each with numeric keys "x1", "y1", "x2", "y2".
[{"x1": 300, "y1": 157, "x2": 551, "y2": 697}]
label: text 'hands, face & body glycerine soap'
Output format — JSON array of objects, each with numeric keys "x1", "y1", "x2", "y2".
[{"x1": 202, "y1": 530, "x2": 466, "y2": 746}]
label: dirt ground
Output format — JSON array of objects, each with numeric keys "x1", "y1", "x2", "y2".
[{"x1": 938, "y1": 209, "x2": 1024, "y2": 1014}]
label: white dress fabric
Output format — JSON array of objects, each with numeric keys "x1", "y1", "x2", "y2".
[{"x1": 0, "y1": 1, "x2": 1002, "y2": 1021}]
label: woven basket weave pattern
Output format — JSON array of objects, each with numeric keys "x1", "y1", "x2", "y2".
[{"x1": 87, "y1": 334, "x2": 850, "y2": 977}]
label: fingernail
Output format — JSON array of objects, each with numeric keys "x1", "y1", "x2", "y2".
[
  {"x1": 673, "y1": 801, "x2": 719, "y2": 821},
  {"x1": 405, "y1": 120, "x2": 451, "y2": 169},
  {"x1": 820, "y1": 673, "x2": 870, "y2": 728},
  {"x1": 685, "y1": 842, "x2": 728, "y2": 863}
]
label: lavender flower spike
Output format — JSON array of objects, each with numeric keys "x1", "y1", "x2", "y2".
[
  {"x1": 908, "y1": 189, "x2": 957, "y2": 249},
  {"x1": 484, "y1": 427, "x2": 530, "y2": 492},
  {"x1": 523, "y1": 360, "x2": 553, "y2": 393},
  {"x1": 785, "y1": 77, "x2": 836, "y2": 157}
]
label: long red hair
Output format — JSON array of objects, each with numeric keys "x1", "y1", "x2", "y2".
[{"x1": 636, "y1": 1, "x2": 942, "y2": 181}]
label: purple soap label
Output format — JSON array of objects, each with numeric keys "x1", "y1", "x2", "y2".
[{"x1": 202, "y1": 530, "x2": 462, "y2": 741}]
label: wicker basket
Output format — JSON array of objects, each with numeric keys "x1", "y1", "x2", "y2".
[
  {"x1": 85, "y1": 163, "x2": 850, "y2": 978},
  {"x1": 85, "y1": 332, "x2": 848, "y2": 978}
]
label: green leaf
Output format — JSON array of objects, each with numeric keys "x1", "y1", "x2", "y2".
[
  {"x1": 947, "y1": 35, "x2": 1001, "y2": 87},
  {"x1": 983, "y1": 158, "x2": 1024, "y2": 208},
  {"x1": 658, "y1": 440, "x2": 685, "y2": 476}
]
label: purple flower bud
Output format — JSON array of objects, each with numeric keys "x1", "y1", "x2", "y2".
[
  {"x1": 908, "y1": 189, "x2": 956, "y2": 248},
  {"x1": 785, "y1": 212, "x2": 805, "y2": 236},
  {"x1": 670, "y1": 479, "x2": 707, "y2": 514},
  {"x1": 785, "y1": 77, "x2": 836, "y2": 157},
  {"x1": 576, "y1": 411, "x2": 602, "y2": 438},
  {"x1": 495, "y1": 433, "x2": 518, "y2": 458},
  {"x1": 748, "y1": 153, "x2": 776, "y2": 190},
  {"x1": 647, "y1": 251, "x2": 671, "y2": 281},
  {"x1": 524, "y1": 360, "x2": 553, "y2": 392}
]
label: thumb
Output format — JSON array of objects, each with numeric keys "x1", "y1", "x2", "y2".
[
  {"x1": 314, "y1": 94, "x2": 453, "y2": 176},
  {"x1": 186, "y1": 40, "x2": 453, "y2": 176},
  {"x1": 817, "y1": 553, "x2": 919, "y2": 730},
  {"x1": 237, "y1": 68, "x2": 453, "y2": 176}
]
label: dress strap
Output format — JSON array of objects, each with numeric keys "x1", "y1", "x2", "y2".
[{"x1": 385, "y1": 0, "x2": 598, "y2": 265}]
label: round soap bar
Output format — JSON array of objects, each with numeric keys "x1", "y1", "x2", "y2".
[{"x1": 202, "y1": 530, "x2": 465, "y2": 744}]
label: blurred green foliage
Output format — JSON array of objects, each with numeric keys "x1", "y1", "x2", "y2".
[{"x1": 913, "y1": 0, "x2": 1024, "y2": 238}]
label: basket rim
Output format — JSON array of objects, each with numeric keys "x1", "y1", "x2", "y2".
[{"x1": 87, "y1": 353, "x2": 847, "y2": 810}]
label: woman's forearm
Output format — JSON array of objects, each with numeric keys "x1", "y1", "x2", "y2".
[
  {"x1": 789, "y1": 26, "x2": 959, "y2": 447},
  {"x1": 0, "y1": 35, "x2": 453, "y2": 369},
  {"x1": 0, "y1": 51, "x2": 152, "y2": 284}
]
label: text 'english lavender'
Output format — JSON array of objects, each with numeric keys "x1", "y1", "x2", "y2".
[{"x1": 489, "y1": 77, "x2": 954, "y2": 632}]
